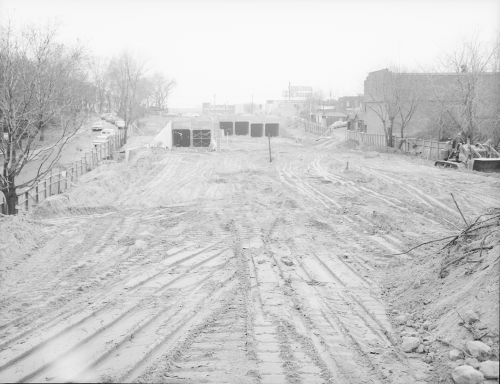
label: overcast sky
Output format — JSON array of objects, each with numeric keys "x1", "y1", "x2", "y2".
[{"x1": 1, "y1": 0, "x2": 499, "y2": 108}]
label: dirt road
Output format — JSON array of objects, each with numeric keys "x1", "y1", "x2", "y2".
[{"x1": 1, "y1": 132, "x2": 498, "y2": 383}]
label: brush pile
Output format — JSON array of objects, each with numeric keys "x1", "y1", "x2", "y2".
[{"x1": 439, "y1": 207, "x2": 500, "y2": 279}]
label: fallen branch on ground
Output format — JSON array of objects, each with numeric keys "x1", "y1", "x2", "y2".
[
  {"x1": 434, "y1": 336, "x2": 473, "y2": 358},
  {"x1": 451, "y1": 193, "x2": 469, "y2": 226},
  {"x1": 381, "y1": 235, "x2": 459, "y2": 257}
]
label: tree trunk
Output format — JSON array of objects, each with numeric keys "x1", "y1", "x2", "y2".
[
  {"x1": 38, "y1": 119, "x2": 45, "y2": 142},
  {"x1": 4, "y1": 187, "x2": 18, "y2": 215},
  {"x1": 398, "y1": 125, "x2": 405, "y2": 149},
  {"x1": 387, "y1": 120, "x2": 394, "y2": 147}
]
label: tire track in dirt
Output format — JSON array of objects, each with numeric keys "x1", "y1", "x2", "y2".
[
  {"x1": 34, "y1": 262, "x2": 237, "y2": 383},
  {"x1": 2, "y1": 137, "x2": 460, "y2": 383},
  {"x1": 277, "y1": 156, "x2": 411, "y2": 258},
  {"x1": 235, "y1": 198, "x2": 336, "y2": 384},
  {"x1": 235, "y1": 189, "x2": 370, "y2": 384},
  {"x1": 127, "y1": 195, "x2": 254, "y2": 383},
  {"x1": 0, "y1": 234, "x2": 233, "y2": 383},
  {"x1": 250, "y1": 154, "x2": 425, "y2": 382},
  {"x1": 265, "y1": 216, "x2": 390, "y2": 384}
]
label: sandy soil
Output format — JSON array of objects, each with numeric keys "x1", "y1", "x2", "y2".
[{"x1": 0, "y1": 128, "x2": 498, "y2": 384}]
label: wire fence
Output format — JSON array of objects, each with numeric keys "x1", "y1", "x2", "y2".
[
  {"x1": 345, "y1": 130, "x2": 450, "y2": 160},
  {"x1": 1, "y1": 130, "x2": 125, "y2": 215}
]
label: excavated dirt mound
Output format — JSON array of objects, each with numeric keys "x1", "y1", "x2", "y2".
[
  {"x1": 31, "y1": 148, "x2": 161, "y2": 218},
  {"x1": 337, "y1": 138, "x2": 360, "y2": 150},
  {"x1": 0, "y1": 216, "x2": 51, "y2": 276},
  {"x1": 381, "y1": 211, "x2": 500, "y2": 383}
]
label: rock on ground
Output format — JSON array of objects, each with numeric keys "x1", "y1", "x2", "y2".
[
  {"x1": 479, "y1": 360, "x2": 499, "y2": 379},
  {"x1": 463, "y1": 310, "x2": 480, "y2": 324},
  {"x1": 466, "y1": 340, "x2": 491, "y2": 361},
  {"x1": 464, "y1": 357, "x2": 480, "y2": 369},
  {"x1": 450, "y1": 349, "x2": 465, "y2": 361},
  {"x1": 281, "y1": 257, "x2": 294, "y2": 266},
  {"x1": 401, "y1": 336, "x2": 420, "y2": 352},
  {"x1": 451, "y1": 365, "x2": 485, "y2": 384}
]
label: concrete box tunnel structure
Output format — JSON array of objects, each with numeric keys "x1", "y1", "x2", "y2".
[
  {"x1": 168, "y1": 118, "x2": 281, "y2": 148},
  {"x1": 192, "y1": 130, "x2": 211, "y2": 147},
  {"x1": 235, "y1": 122, "x2": 249, "y2": 136},
  {"x1": 171, "y1": 120, "x2": 213, "y2": 148},
  {"x1": 250, "y1": 123, "x2": 264, "y2": 137},
  {"x1": 220, "y1": 120, "x2": 280, "y2": 138},
  {"x1": 219, "y1": 122, "x2": 234, "y2": 136},
  {"x1": 265, "y1": 123, "x2": 279, "y2": 137},
  {"x1": 173, "y1": 129, "x2": 191, "y2": 147}
]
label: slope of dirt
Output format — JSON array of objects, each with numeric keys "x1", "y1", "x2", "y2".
[{"x1": 0, "y1": 134, "x2": 498, "y2": 384}]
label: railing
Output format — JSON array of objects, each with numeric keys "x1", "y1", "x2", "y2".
[
  {"x1": 302, "y1": 120, "x2": 327, "y2": 135},
  {"x1": 346, "y1": 130, "x2": 387, "y2": 147},
  {"x1": 345, "y1": 130, "x2": 450, "y2": 160},
  {"x1": 0, "y1": 130, "x2": 125, "y2": 215}
]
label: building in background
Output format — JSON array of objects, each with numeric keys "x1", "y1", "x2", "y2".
[
  {"x1": 363, "y1": 68, "x2": 499, "y2": 139},
  {"x1": 202, "y1": 102, "x2": 235, "y2": 116},
  {"x1": 282, "y1": 85, "x2": 313, "y2": 101},
  {"x1": 336, "y1": 96, "x2": 363, "y2": 114},
  {"x1": 265, "y1": 84, "x2": 314, "y2": 117}
]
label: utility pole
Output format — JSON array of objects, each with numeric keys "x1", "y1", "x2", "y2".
[{"x1": 268, "y1": 133, "x2": 272, "y2": 163}]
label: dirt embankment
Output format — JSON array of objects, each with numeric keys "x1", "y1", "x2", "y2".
[{"x1": 0, "y1": 134, "x2": 498, "y2": 384}]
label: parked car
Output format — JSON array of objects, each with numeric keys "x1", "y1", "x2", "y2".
[
  {"x1": 105, "y1": 115, "x2": 115, "y2": 123},
  {"x1": 330, "y1": 121, "x2": 347, "y2": 129},
  {"x1": 92, "y1": 121, "x2": 103, "y2": 131},
  {"x1": 115, "y1": 120, "x2": 125, "y2": 129},
  {"x1": 100, "y1": 113, "x2": 109, "y2": 120},
  {"x1": 100, "y1": 128, "x2": 116, "y2": 137},
  {"x1": 165, "y1": 112, "x2": 176, "y2": 117}
]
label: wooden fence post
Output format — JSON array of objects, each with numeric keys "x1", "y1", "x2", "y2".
[
  {"x1": 35, "y1": 185, "x2": 39, "y2": 203},
  {"x1": 25, "y1": 191, "x2": 29, "y2": 210},
  {"x1": 58, "y1": 172, "x2": 61, "y2": 194}
]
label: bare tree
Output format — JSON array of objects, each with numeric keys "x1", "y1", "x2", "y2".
[
  {"x1": 304, "y1": 90, "x2": 324, "y2": 114},
  {"x1": 108, "y1": 51, "x2": 148, "y2": 142},
  {"x1": 148, "y1": 72, "x2": 176, "y2": 110},
  {"x1": 365, "y1": 67, "x2": 422, "y2": 147},
  {"x1": 427, "y1": 33, "x2": 499, "y2": 145},
  {"x1": 0, "y1": 21, "x2": 89, "y2": 214},
  {"x1": 89, "y1": 55, "x2": 110, "y2": 113}
]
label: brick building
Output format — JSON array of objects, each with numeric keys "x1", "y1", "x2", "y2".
[
  {"x1": 363, "y1": 68, "x2": 499, "y2": 139},
  {"x1": 336, "y1": 95, "x2": 363, "y2": 114}
]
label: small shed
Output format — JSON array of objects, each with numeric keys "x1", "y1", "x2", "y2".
[{"x1": 346, "y1": 112, "x2": 366, "y2": 132}]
